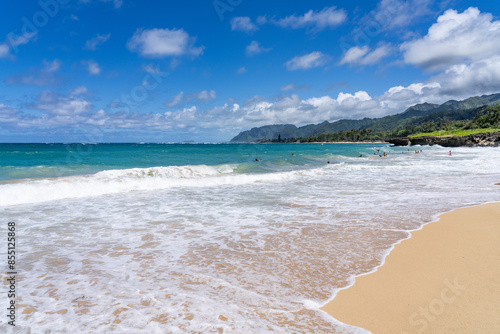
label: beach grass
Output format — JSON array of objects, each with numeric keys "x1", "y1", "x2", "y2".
[{"x1": 410, "y1": 128, "x2": 500, "y2": 138}]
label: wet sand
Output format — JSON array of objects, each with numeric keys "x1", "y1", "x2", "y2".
[{"x1": 322, "y1": 202, "x2": 500, "y2": 334}]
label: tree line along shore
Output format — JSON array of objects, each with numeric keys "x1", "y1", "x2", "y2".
[{"x1": 258, "y1": 104, "x2": 500, "y2": 146}]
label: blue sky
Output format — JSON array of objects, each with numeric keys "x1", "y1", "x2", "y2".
[{"x1": 1, "y1": 0, "x2": 500, "y2": 142}]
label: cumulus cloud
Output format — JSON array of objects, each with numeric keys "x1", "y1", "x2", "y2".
[
  {"x1": 0, "y1": 104, "x2": 19, "y2": 123},
  {"x1": 83, "y1": 60, "x2": 101, "y2": 75},
  {"x1": 337, "y1": 91, "x2": 372, "y2": 104},
  {"x1": 429, "y1": 56, "x2": 500, "y2": 96},
  {"x1": 3, "y1": 77, "x2": 489, "y2": 140},
  {"x1": 245, "y1": 41, "x2": 271, "y2": 57},
  {"x1": 31, "y1": 90, "x2": 92, "y2": 116},
  {"x1": 85, "y1": 33, "x2": 111, "y2": 50},
  {"x1": 230, "y1": 17, "x2": 258, "y2": 34},
  {"x1": 6, "y1": 60, "x2": 63, "y2": 86},
  {"x1": 263, "y1": 6, "x2": 347, "y2": 32},
  {"x1": 127, "y1": 28, "x2": 204, "y2": 58},
  {"x1": 340, "y1": 44, "x2": 392, "y2": 66},
  {"x1": 285, "y1": 51, "x2": 329, "y2": 70},
  {"x1": 401, "y1": 7, "x2": 500, "y2": 71}
]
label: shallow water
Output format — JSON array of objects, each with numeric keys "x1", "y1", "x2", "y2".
[{"x1": 1, "y1": 143, "x2": 499, "y2": 333}]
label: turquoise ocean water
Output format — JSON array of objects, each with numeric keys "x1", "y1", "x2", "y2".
[
  {"x1": 1, "y1": 143, "x2": 499, "y2": 333},
  {"x1": 0, "y1": 143, "x2": 380, "y2": 181}
]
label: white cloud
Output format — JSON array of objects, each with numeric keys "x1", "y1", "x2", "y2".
[
  {"x1": 141, "y1": 63, "x2": 168, "y2": 76},
  {"x1": 165, "y1": 91, "x2": 184, "y2": 108},
  {"x1": 80, "y1": 0, "x2": 123, "y2": 9},
  {"x1": 429, "y1": 56, "x2": 500, "y2": 96},
  {"x1": 44, "y1": 59, "x2": 62, "y2": 72},
  {"x1": 230, "y1": 17, "x2": 258, "y2": 34},
  {"x1": 280, "y1": 83, "x2": 309, "y2": 92},
  {"x1": 0, "y1": 44, "x2": 10, "y2": 58},
  {"x1": 1, "y1": 30, "x2": 37, "y2": 58},
  {"x1": 401, "y1": 7, "x2": 500, "y2": 71},
  {"x1": 237, "y1": 67, "x2": 247, "y2": 74},
  {"x1": 4, "y1": 77, "x2": 492, "y2": 140},
  {"x1": 0, "y1": 104, "x2": 19, "y2": 123},
  {"x1": 112, "y1": 0, "x2": 123, "y2": 8},
  {"x1": 281, "y1": 84, "x2": 295, "y2": 92},
  {"x1": 188, "y1": 90, "x2": 217, "y2": 103},
  {"x1": 164, "y1": 90, "x2": 216, "y2": 108},
  {"x1": 127, "y1": 28, "x2": 204, "y2": 58},
  {"x1": 83, "y1": 60, "x2": 101, "y2": 75},
  {"x1": 267, "y1": 6, "x2": 347, "y2": 32},
  {"x1": 6, "y1": 59, "x2": 63, "y2": 86},
  {"x1": 340, "y1": 44, "x2": 391, "y2": 66},
  {"x1": 285, "y1": 51, "x2": 329, "y2": 70},
  {"x1": 70, "y1": 86, "x2": 88, "y2": 96},
  {"x1": 337, "y1": 91, "x2": 372, "y2": 104},
  {"x1": 85, "y1": 33, "x2": 111, "y2": 50},
  {"x1": 368, "y1": 0, "x2": 435, "y2": 30},
  {"x1": 32, "y1": 90, "x2": 92, "y2": 116},
  {"x1": 245, "y1": 41, "x2": 271, "y2": 57}
]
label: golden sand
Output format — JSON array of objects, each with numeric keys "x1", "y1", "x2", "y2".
[{"x1": 322, "y1": 202, "x2": 500, "y2": 333}]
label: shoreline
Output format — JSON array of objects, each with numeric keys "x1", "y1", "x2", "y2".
[{"x1": 321, "y1": 202, "x2": 500, "y2": 333}]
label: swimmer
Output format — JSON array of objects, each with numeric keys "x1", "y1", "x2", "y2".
[{"x1": 291, "y1": 154, "x2": 296, "y2": 156}]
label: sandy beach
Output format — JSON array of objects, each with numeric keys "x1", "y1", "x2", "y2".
[{"x1": 322, "y1": 202, "x2": 500, "y2": 334}]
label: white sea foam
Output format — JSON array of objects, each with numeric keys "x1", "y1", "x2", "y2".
[{"x1": 1, "y1": 146, "x2": 500, "y2": 333}]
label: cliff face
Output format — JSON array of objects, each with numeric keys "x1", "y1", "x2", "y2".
[{"x1": 387, "y1": 132, "x2": 500, "y2": 147}]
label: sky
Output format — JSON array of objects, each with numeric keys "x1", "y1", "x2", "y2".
[{"x1": 1, "y1": 0, "x2": 500, "y2": 142}]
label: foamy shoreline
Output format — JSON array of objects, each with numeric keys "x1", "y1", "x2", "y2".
[{"x1": 321, "y1": 202, "x2": 500, "y2": 333}]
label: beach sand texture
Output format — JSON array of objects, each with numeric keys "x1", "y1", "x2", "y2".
[{"x1": 322, "y1": 202, "x2": 500, "y2": 334}]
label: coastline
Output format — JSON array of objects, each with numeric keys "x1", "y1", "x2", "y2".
[{"x1": 321, "y1": 202, "x2": 500, "y2": 333}]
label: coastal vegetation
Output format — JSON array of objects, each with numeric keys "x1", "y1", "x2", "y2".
[
  {"x1": 258, "y1": 103, "x2": 500, "y2": 143},
  {"x1": 231, "y1": 93, "x2": 500, "y2": 143}
]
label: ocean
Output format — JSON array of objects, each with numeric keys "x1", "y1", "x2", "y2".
[{"x1": 1, "y1": 143, "x2": 499, "y2": 333}]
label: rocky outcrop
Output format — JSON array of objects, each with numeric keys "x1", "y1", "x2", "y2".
[
  {"x1": 387, "y1": 132, "x2": 500, "y2": 147},
  {"x1": 386, "y1": 137, "x2": 411, "y2": 146}
]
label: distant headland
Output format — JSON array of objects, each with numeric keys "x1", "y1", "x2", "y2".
[{"x1": 230, "y1": 93, "x2": 500, "y2": 146}]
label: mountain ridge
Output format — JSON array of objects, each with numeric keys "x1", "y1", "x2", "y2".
[{"x1": 230, "y1": 93, "x2": 500, "y2": 142}]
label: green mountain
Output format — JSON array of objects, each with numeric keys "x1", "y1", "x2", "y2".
[{"x1": 230, "y1": 93, "x2": 500, "y2": 142}]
